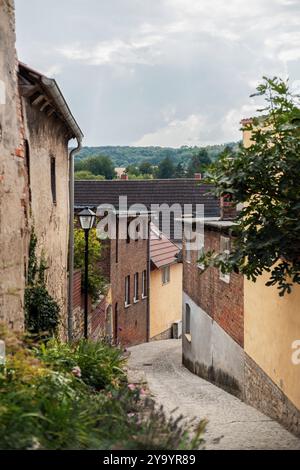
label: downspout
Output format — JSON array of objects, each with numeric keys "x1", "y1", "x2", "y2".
[
  {"x1": 146, "y1": 217, "x2": 151, "y2": 342},
  {"x1": 68, "y1": 141, "x2": 82, "y2": 341}
]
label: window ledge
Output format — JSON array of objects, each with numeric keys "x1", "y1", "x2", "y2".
[
  {"x1": 184, "y1": 333, "x2": 192, "y2": 343},
  {"x1": 124, "y1": 303, "x2": 131, "y2": 309},
  {"x1": 141, "y1": 295, "x2": 147, "y2": 300},
  {"x1": 133, "y1": 299, "x2": 139, "y2": 304}
]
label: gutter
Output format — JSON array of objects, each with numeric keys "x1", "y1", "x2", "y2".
[
  {"x1": 146, "y1": 218, "x2": 151, "y2": 342},
  {"x1": 41, "y1": 76, "x2": 83, "y2": 342}
]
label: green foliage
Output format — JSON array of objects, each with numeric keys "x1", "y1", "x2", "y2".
[
  {"x1": 155, "y1": 156, "x2": 175, "y2": 179},
  {"x1": 75, "y1": 171, "x2": 105, "y2": 180},
  {"x1": 36, "y1": 339, "x2": 126, "y2": 390},
  {"x1": 201, "y1": 76, "x2": 300, "y2": 296},
  {"x1": 75, "y1": 155, "x2": 116, "y2": 179},
  {"x1": 74, "y1": 227, "x2": 107, "y2": 301},
  {"x1": 139, "y1": 161, "x2": 153, "y2": 175},
  {"x1": 75, "y1": 143, "x2": 238, "y2": 169},
  {"x1": 174, "y1": 162, "x2": 186, "y2": 178},
  {"x1": 187, "y1": 148, "x2": 211, "y2": 177},
  {"x1": 25, "y1": 231, "x2": 60, "y2": 336},
  {"x1": 0, "y1": 330, "x2": 206, "y2": 450}
]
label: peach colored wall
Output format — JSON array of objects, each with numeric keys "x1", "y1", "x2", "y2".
[{"x1": 150, "y1": 263, "x2": 182, "y2": 338}]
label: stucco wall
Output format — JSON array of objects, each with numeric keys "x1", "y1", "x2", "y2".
[
  {"x1": 183, "y1": 292, "x2": 245, "y2": 397},
  {"x1": 22, "y1": 100, "x2": 70, "y2": 339},
  {"x1": 150, "y1": 263, "x2": 182, "y2": 339},
  {"x1": 0, "y1": 0, "x2": 27, "y2": 330},
  {"x1": 244, "y1": 274, "x2": 300, "y2": 410}
]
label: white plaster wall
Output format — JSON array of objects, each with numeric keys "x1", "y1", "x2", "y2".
[{"x1": 182, "y1": 292, "x2": 245, "y2": 390}]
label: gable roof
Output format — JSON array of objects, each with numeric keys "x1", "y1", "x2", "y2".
[
  {"x1": 74, "y1": 179, "x2": 220, "y2": 218},
  {"x1": 150, "y1": 224, "x2": 180, "y2": 269},
  {"x1": 18, "y1": 62, "x2": 83, "y2": 142}
]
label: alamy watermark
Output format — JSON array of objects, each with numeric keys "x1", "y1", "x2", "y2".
[
  {"x1": 291, "y1": 340, "x2": 300, "y2": 365},
  {"x1": 95, "y1": 196, "x2": 204, "y2": 251}
]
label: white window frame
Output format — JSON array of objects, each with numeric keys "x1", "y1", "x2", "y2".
[
  {"x1": 142, "y1": 270, "x2": 147, "y2": 299},
  {"x1": 134, "y1": 272, "x2": 139, "y2": 303},
  {"x1": 125, "y1": 275, "x2": 131, "y2": 307},
  {"x1": 162, "y1": 265, "x2": 170, "y2": 285},
  {"x1": 219, "y1": 236, "x2": 230, "y2": 283}
]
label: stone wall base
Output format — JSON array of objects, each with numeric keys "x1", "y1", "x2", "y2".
[
  {"x1": 150, "y1": 327, "x2": 173, "y2": 342},
  {"x1": 183, "y1": 353, "x2": 243, "y2": 399},
  {"x1": 245, "y1": 354, "x2": 300, "y2": 437}
]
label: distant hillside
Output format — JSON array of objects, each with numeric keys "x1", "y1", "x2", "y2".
[{"x1": 75, "y1": 143, "x2": 239, "y2": 167}]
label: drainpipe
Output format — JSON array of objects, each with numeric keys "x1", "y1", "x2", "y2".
[
  {"x1": 68, "y1": 141, "x2": 81, "y2": 341},
  {"x1": 146, "y1": 217, "x2": 151, "y2": 342}
]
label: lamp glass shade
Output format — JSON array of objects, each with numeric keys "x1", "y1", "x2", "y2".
[{"x1": 78, "y1": 208, "x2": 96, "y2": 230}]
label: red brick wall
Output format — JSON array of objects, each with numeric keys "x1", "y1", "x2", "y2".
[
  {"x1": 109, "y1": 222, "x2": 149, "y2": 347},
  {"x1": 183, "y1": 226, "x2": 244, "y2": 347}
]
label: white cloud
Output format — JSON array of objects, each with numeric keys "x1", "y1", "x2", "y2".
[
  {"x1": 58, "y1": 35, "x2": 163, "y2": 66},
  {"x1": 133, "y1": 114, "x2": 208, "y2": 147}
]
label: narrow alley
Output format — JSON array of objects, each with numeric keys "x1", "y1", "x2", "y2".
[{"x1": 128, "y1": 340, "x2": 300, "y2": 450}]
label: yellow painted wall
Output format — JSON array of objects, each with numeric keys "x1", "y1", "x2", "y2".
[
  {"x1": 244, "y1": 275, "x2": 300, "y2": 409},
  {"x1": 242, "y1": 129, "x2": 300, "y2": 410},
  {"x1": 150, "y1": 263, "x2": 182, "y2": 338}
]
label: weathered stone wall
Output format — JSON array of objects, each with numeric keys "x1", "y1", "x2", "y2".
[
  {"x1": 245, "y1": 354, "x2": 300, "y2": 436},
  {"x1": 0, "y1": 0, "x2": 28, "y2": 330},
  {"x1": 21, "y1": 99, "x2": 70, "y2": 339}
]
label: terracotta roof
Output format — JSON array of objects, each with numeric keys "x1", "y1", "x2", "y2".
[{"x1": 150, "y1": 224, "x2": 180, "y2": 269}]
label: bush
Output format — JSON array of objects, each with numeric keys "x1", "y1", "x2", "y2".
[
  {"x1": 36, "y1": 339, "x2": 126, "y2": 390},
  {"x1": 0, "y1": 330, "x2": 206, "y2": 450}
]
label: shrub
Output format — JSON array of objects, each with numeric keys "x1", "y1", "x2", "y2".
[
  {"x1": 36, "y1": 339, "x2": 126, "y2": 390},
  {"x1": 0, "y1": 330, "x2": 206, "y2": 450},
  {"x1": 25, "y1": 231, "x2": 60, "y2": 336}
]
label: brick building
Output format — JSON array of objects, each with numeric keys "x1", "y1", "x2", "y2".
[
  {"x1": 182, "y1": 200, "x2": 245, "y2": 397},
  {"x1": 96, "y1": 211, "x2": 150, "y2": 347}
]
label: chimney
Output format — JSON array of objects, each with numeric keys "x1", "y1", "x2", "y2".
[
  {"x1": 220, "y1": 194, "x2": 237, "y2": 221},
  {"x1": 194, "y1": 173, "x2": 202, "y2": 180},
  {"x1": 121, "y1": 173, "x2": 128, "y2": 180}
]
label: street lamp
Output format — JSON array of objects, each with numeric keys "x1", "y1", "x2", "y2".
[{"x1": 78, "y1": 207, "x2": 96, "y2": 339}]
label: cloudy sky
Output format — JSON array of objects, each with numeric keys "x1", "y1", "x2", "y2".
[{"x1": 15, "y1": 0, "x2": 300, "y2": 147}]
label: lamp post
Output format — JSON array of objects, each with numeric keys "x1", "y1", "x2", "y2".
[{"x1": 78, "y1": 207, "x2": 96, "y2": 339}]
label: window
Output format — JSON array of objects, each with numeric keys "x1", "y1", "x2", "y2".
[
  {"x1": 50, "y1": 156, "x2": 56, "y2": 204},
  {"x1": 125, "y1": 275, "x2": 130, "y2": 306},
  {"x1": 162, "y1": 265, "x2": 170, "y2": 284},
  {"x1": 185, "y1": 304, "x2": 191, "y2": 334},
  {"x1": 219, "y1": 236, "x2": 230, "y2": 283},
  {"x1": 134, "y1": 273, "x2": 139, "y2": 302},
  {"x1": 142, "y1": 270, "x2": 147, "y2": 298}
]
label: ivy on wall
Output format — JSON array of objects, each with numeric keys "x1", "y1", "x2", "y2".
[{"x1": 25, "y1": 230, "x2": 60, "y2": 336}]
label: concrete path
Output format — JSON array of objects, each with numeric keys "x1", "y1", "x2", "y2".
[{"x1": 128, "y1": 339, "x2": 300, "y2": 450}]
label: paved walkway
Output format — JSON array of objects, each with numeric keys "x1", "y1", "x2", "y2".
[{"x1": 128, "y1": 339, "x2": 300, "y2": 450}]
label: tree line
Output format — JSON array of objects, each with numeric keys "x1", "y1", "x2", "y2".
[{"x1": 74, "y1": 145, "x2": 237, "y2": 180}]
